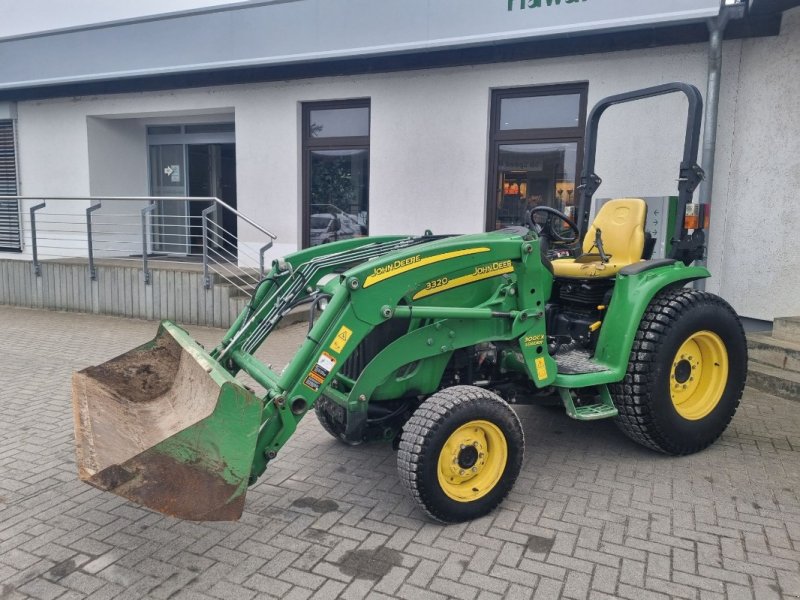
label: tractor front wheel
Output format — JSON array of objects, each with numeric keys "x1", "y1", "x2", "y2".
[
  {"x1": 397, "y1": 386, "x2": 524, "y2": 522},
  {"x1": 612, "y1": 288, "x2": 747, "y2": 455}
]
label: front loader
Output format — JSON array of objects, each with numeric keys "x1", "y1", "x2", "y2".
[{"x1": 73, "y1": 83, "x2": 747, "y2": 523}]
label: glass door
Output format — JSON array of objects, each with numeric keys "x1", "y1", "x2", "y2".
[
  {"x1": 187, "y1": 143, "x2": 237, "y2": 258},
  {"x1": 147, "y1": 122, "x2": 236, "y2": 258},
  {"x1": 149, "y1": 144, "x2": 189, "y2": 254}
]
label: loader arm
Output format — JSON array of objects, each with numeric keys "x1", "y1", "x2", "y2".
[
  {"x1": 212, "y1": 235, "x2": 415, "y2": 365},
  {"x1": 240, "y1": 231, "x2": 556, "y2": 480}
]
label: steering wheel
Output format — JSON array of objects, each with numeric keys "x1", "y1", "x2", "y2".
[{"x1": 527, "y1": 206, "x2": 581, "y2": 246}]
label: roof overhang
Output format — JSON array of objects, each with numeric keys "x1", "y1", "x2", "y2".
[{"x1": 0, "y1": 0, "x2": 788, "y2": 101}]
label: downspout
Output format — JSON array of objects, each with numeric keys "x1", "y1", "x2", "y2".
[{"x1": 696, "y1": 1, "x2": 745, "y2": 290}]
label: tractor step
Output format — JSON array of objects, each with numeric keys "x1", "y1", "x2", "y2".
[
  {"x1": 554, "y1": 349, "x2": 609, "y2": 375},
  {"x1": 557, "y1": 385, "x2": 619, "y2": 421},
  {"x1": 572, "y1": 403, "x2": 619, "y2": 420}
]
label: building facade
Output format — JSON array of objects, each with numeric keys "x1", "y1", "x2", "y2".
[{"x1": 0, "y1": 0, "x2": 798, "y2": 322}]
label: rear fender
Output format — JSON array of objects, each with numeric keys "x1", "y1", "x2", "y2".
[
  {"x1": 596, "y1": 264, "x2": 709, "y2": 370},
  {"x1": 554, "y1": 264, "x2": 709, "y2": 387}
]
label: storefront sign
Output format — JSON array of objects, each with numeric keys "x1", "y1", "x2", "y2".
[
  {"x1": 426, "y1": 0, "x2": 723, "y2": 44},
  {"x1": 508, "y1": 0, "x2": 589, "y2": 11}
]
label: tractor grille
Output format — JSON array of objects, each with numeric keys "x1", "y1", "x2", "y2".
[{"x1": 340, "y1": 318, "x2": 409, "y2": 380}]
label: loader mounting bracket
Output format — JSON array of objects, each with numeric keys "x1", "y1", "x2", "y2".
[{"x1": 679, "y1": 162, "x2": 705, "y2": 194}]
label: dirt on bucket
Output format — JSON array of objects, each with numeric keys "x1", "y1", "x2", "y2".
[{"x1": 81, "y1": 337, "x2": 180, "y2": 403}]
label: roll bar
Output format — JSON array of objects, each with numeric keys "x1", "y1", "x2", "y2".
[{"x1": 575, "y1": 83, "x2": 706, "y2": 265}]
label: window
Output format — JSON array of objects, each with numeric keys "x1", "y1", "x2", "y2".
[
  {"x1": 0, "y1": 120, "x2": 21, "y2": 252},
  {"x1": 302, "y1": 100, "x2": 370, "y2": 247},
  {"x1": 487, "y1": 84, "x2": 588, "y2": 231}
]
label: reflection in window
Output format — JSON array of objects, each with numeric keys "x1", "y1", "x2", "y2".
[
  {"x1": 496, "y1": 143, "x2": 577, "y2": 229},
  {"x1": 309, "y1": 107, "x2": 370, "y2": 138},
  {"x1": 303, "y1": 101, "x2": 370, "y2": 246},
  {"x1": 309, "y1": 150, "x2": 369, "y2": 246}
]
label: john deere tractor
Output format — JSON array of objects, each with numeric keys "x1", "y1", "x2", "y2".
[{"x1": 72, "y1": 83, "x2": 747, "y2": 523}]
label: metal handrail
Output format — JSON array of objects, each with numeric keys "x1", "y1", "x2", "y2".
[
  {"x1": 86, "y1": 203, "x2": 102, "y2": 280},
  {"x1": 141, "y1": 203, "x2": 156, "y2": 284},
  {"x1": 29, "y1": 202, "x2": 46, "y2": 275},
  {"x1": 9, "y1": 195, "x2": 277, "y2": 293},
  {"x1": 7, "y1": 196, "x2": 277, "y2": 241},
  {"x1": 202, "y1": 204, "x2": 215, "y2": 289}
]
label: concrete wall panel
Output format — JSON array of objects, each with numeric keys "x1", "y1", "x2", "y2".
[{"x1": 710, "y1": 7, "x2": 800, "y2": 320}]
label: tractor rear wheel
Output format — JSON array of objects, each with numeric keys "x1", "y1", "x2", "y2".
[
  {"x1": 397, "y1": 386, "x2": 524, "y2": 522},
  {"x1": 612, "y1": 288, "x2": 747, "y2": 455}
]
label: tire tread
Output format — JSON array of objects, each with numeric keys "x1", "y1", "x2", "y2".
[
  {"x1": 611, "y1": 288, "x2": 746, "y2": 455},
  {"x1": 397, "y1": 386, "x2": 523, "y2": 522}
]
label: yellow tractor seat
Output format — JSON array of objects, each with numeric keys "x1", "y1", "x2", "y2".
[{"x1": 552, "y1": 198, "x2": 647, "y2": 279}]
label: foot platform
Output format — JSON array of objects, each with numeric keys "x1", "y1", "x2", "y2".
[{"x1": 557, "y1": 385, "x2": 619, "y2": 421}]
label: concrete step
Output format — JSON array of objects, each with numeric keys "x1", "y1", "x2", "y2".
[
  {"x1": 746, "y1": 362, "x2": 800, "y2": 403},
  {"x1": 747, "y1": 333, "x2": 800, "y2": 373},
  {"x1": 773, "y1": 316, "x2": 800, "y2": 343},
  {"x1": 213, "y1": 272, "x2": 260, "y2": 290},
  {"x1": 228, "y1": 286, "x2": 259, "y2": 299}
]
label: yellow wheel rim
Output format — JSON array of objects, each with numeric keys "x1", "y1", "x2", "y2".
[
  {"x1": 437, "y1": 420, "x2": 507, "y2": 502},
  {"x1": 670, "y1": 330, "x2": 729, "y2": 421}
]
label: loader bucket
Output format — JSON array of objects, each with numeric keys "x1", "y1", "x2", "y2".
[{"x1": 72, "y1": 321, "x2": 263, "y2": 521}]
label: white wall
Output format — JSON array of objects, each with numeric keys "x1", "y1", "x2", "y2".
[
  {"x1": 86, "y1": 117, "x2": 149, "y2": 258},
  {"x1": 87, "y1": 117, "x2": 148, "y2": 197},
  {"x1": 14, "y1": 102, "x2": 92, "y2": 261},
  {"x1": 10, "y1": 10, "x2": 800, "y2": 320},
  {"x1": 708, "y1": 7, "x2": 800, "y2": 321}
]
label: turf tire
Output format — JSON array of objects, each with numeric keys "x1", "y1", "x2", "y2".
[
  {"x1": 397, "y1": 386, "x2": 524, "y2": 523},
  {"x1": 611, "y1": 288, "x2": 747, "y2": 455}
]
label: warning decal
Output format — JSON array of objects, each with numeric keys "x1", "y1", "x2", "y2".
[
  {"x1": 303, "y1": 374, "x2": 323, "y2": 391},
  {"x1": 304, "y1": 351, "x2": 337, "y2": 392},
  {"x1": 312, "y1": 351, "x2": 337, "y2": 379},
  {"x1": 534, "y1": 357, "x2": 548, "y2": 380},
  {"x1": 330, "y1": 325, "x2": 353, "y2": 354}
]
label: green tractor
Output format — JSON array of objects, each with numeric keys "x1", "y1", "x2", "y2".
[{"x1": 72, "y1": 83, "x2": 747, "y2": 523}]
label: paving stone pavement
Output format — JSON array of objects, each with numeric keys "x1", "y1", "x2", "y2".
[{"x1": 1, "y1": 305, "x2": 799, "y2": 600}]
